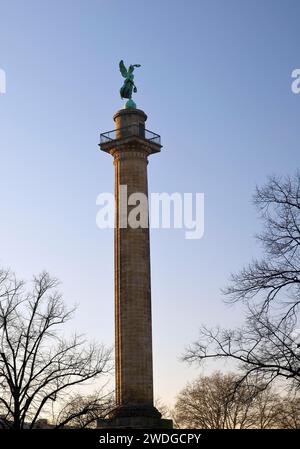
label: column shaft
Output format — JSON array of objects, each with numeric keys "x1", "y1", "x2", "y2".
[{"x1": 114, "y1": 150, "x2": 153, "y2": 406}]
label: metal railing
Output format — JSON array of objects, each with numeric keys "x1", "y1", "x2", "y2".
[{"x1": 100, "y1": 124, "x2": 161, "y2": 145}]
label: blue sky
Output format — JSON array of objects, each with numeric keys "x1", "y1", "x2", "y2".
[{"x1": 0, "y1": 0, "x2": 299, "y2": 405}]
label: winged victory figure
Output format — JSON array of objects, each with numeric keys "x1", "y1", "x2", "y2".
[{"x1": 119, "y1": 60, "x2": 141, "y2": 108}]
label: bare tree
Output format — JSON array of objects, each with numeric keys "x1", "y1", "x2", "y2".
[
  {"x1": 0, "y1": 269, "x2": 112, "y2": 429},
  {"x1": 54, "y1": 390, "x2": 114, "y2": 428},
  {"x1": 185, "y1": 309, "x2": 299, "y2": 386},
  {"x1": 174, "y1": 372, "x2": 281, "y2": 429},
  {"x1": 185, "y1": 173, "x2": 300, "y2": 387},
  {"x1": 276, "y1": 394, "x2": 300, "y2": 429},
  {"x1": 227, "y1": 172, "x2": 300, "y2": 312},
  {"x1": 247, "y1": 382, "x2": 282, "y2": 429}
]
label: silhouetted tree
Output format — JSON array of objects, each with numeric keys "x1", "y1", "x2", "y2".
[
  {"x1": 55, "y1": 390, "x2": 114, "y2": 428},
  {"x1": 0, "y1": 269, "x2": 112, "y2": 429},
  {"x1": 276, "y1": 394, "x2": 300, "y2": 429},
  {"x1": 185, "y1": 173, "x2": 300, "y2": 387},
  {"x1": 174, "y1": 372, "x2": 282, "y2": 429}
]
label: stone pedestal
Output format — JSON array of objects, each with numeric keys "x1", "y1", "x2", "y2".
[{"x1": 98, "y1": 403, "x2": 172, "y2": 429}]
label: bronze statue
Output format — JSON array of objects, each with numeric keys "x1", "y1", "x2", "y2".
[{"x1": 119, "y1": 60, "x2": 141, "y2": 109}]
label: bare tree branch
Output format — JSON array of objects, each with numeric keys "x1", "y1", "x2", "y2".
[
  {"x1": 0, "y1": 269, "x2": 113, "y2": 429},
  {"x1": 185, "y1": 172, "x2": 300, "y2": 389}
]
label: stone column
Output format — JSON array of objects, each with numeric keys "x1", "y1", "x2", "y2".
[{"x1": 99, "y1": 108, "x2": 172, "y2": 428}]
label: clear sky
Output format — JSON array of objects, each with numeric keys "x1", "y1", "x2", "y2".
[{"x1": 0, "y1": 0, "x2": 299, "y2": 406}]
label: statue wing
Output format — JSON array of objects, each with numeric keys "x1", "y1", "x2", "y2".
[{"x1": 119, "y1": 60, "x2": 128, "y2": 78}]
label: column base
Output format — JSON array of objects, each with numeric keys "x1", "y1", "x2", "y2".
[{"x1": 97, "y1": 403, "x2": 173, "y2": 429}]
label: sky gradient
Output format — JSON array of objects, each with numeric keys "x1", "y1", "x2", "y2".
[{"x1": 0, "y1": 0, "x2": 299, "y2": 405}]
